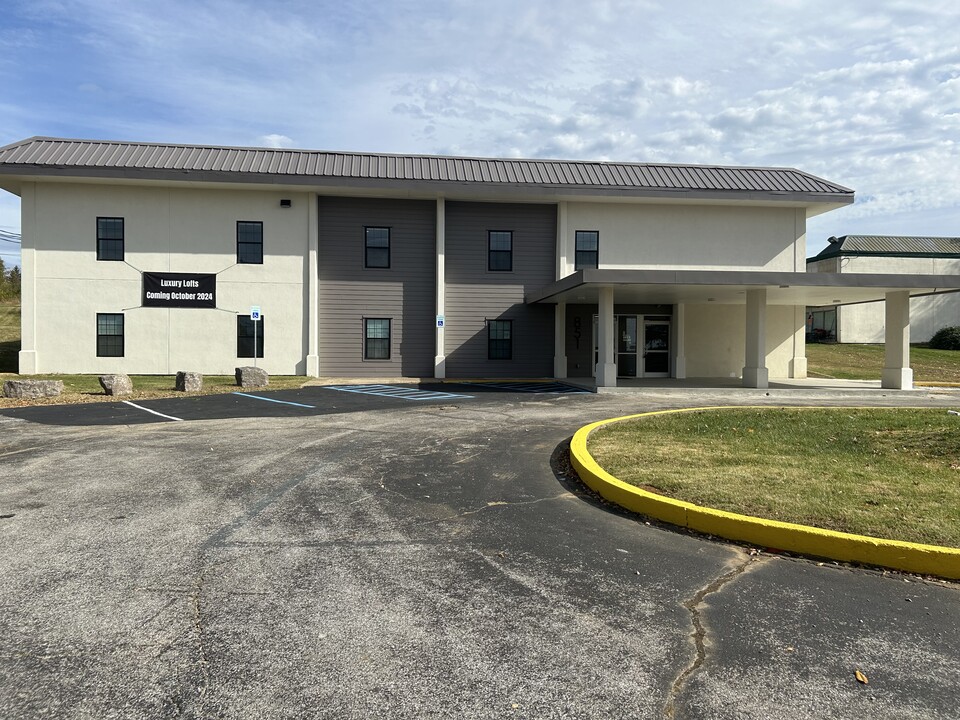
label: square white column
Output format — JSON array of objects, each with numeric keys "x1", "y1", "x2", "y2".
[
  {"x1": 672, "y1": 303, "x2": 686, "y2": 379},
  {"x1": 596, "y1": 287, "x2": 617, "y2": 387},
  {"x1": 434, "y1": 197, "x2": 446, "y2": 378},
  {"x1": 742, "y1": 288, "x2": 769, "y2": 388},
  {"x1": 553, "y1": 302, "x2": 567, "y2": 378},
  {"x1": 882, "y1": 290, "x2": 913, "y2": 390}
]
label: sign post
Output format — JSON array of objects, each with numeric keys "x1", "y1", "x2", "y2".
[{"x1": 250, "y1": 306, "x2": 261, "y2": 367}]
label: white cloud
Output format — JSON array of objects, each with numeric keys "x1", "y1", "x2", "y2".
[
  {"x1": 0, "y1": 0, "x2": 958, "y2": 252},
  {"x1": 259, "y1": 134, "x2": 294, "y2": 149}
]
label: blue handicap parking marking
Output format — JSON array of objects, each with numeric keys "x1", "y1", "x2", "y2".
[
  {"x1": 231, "y1": 392, "x2": 316, "y2": 409},
  {"x1": 323, "y1": 384, "x2": 474, "y2": 401},
  {"x1": 460, "y1": 381, "x2": 592, "y2": 395}
]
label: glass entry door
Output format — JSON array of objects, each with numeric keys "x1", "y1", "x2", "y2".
[
  {"x1": 616, "y1": 315, "x2": 638, "y2": 377},
  {"x1": 642, "y1": 320, "x2": 670, "y2": 377},
  {"x1": 593, "y1": 314, "x2": 672, "y2": 378}
]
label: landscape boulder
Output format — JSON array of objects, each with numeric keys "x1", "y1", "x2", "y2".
[
  {"x1": 99, "y1": 374, "x2": 133, "y2": 396},
  {"x1": 2, "y1": 379, "x2": 64, "y2": 399},
  {"x1": 176, "y1": 371, "x2": 203, "y2": 392},
  {"x1": 235, "y1": 366, "x2": 269, "y2": 388}
]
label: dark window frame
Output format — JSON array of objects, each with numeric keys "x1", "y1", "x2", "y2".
[
  {"x1": 96, "y1": 216, "x2": 125, "y2": 261},
  {"x1": 96, "y1": 313, "x2": 124, "y2": 357},
  {"x1": 237, "y1": 315, "x2": 265, "y2": 358},
  {"x1": 574, "y1": 230, "x2": 599, "y2": 270},
  {"x1": 364, "y1": 226, "x2": 391, "y2": 269},
  {"x1": 487, "y1": 319, "x2": 513, "y2": 360},
  {"x1": 237, "y1": 221, "x2": 264, "y2": 264},
  {"x1": 487, "y1": 230, "x2": 513, "y2": 272},
  {"x1": 364, "y1": 317, "x2": 392, "y2": 360}
]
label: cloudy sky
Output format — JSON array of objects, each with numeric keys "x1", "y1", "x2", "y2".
[{"x1": 2, "y1": 0, "x2": 959, "y2": 268}]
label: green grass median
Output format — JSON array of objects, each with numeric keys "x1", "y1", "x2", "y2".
[{"x1": 588, "y1": 407, "x2": 960, "y2": 548}]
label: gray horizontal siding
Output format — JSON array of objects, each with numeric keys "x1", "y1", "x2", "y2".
[
  {"x1": 318, "y1": 196, "x2": 436, "y2": 377},
  {"x1": 445, "y1": 201, "x2": 556, "y2": 378}
]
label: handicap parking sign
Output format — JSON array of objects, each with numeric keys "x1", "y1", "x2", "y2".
[{"x1": 250, "y1": 305, "x2": 261, "y2": 321}]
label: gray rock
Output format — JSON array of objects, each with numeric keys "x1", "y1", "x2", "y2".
[
  {"x1": 176, "y1": 371, "x2": 203, "y2": 392},
  {"x1": 98, "y1": 374, "x2": 133, "y2": 396},
  {"x1": 235, "y1": 366, "x2": 269, "y2": 388},
  {"x1": 2, "y1": 379, "x2": 64, "y2": 399}
]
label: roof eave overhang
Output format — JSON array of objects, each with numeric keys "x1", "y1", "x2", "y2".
[
  {"x1": 526, "y1": 269, "x2": 960, "y2": 308},
  {"x1": 0, "y1": 165, "x2": 854, "y2": 207}
]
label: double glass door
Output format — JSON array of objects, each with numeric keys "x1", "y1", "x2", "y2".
[{"x1": 593, "y1": 314, "x2": 670, "y2": 378}]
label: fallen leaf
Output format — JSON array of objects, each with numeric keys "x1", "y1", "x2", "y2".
[{"x1": 855, "y1": 669, "x2": 869, "y2": 685}]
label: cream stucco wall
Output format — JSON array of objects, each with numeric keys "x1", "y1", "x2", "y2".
[
  {"x1": 823, "y1": 255, "x2": 960, "y2": 343},
  {"x1": 683, "y1": 303, "x2": 801, "y2": 378},
  {"x1": 561, "y1": 203, "x2": 806, "y2": 276},
  {"x1": 21, "y1": 182, "x2": 310, "y2": 374}
]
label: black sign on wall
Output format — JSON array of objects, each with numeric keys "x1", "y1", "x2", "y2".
[{"x1": 142, "y1": 272, "x2": 217, "y2": 308}]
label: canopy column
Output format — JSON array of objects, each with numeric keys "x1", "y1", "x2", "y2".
[
  {"x1": 596, "y1": 286, "x2": 617, "y2": 387},
  {"x1": 554, "y1": 302, "x2": 567, "y2": 378},
  {"x1": 742, "y1": 288, "x2": 769, "y2": 388},
  {"x1": 881, "y1": 290, "x2": 913, "y2": 390}
]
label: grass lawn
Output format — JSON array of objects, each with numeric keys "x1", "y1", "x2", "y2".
[
  {"x1": 588, "y1": 407, "x2": 960, "y2": 548},
  {"x1": 0, "y1": 372, "x2": 308, "y2": 407},
  {"x1": 807, "y1": 343, "x2": 960, "y2": 383},
  {"x1": 0, "y1": 303, "x2": 308, "y2": 406}
]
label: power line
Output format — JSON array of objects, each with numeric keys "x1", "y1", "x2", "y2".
[{"x1": 0, "y1": 229, "x2": 21, "y2": 244}]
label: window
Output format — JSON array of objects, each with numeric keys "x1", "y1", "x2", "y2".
[
  {"x1": 96, "y1": 313, "x2": 124, "y2": 357},
  {"x1": 237, "y1": 315, "x2": 264, "y2": 358},
  {"x1": 364, "y1": 318, "x2": 391, "y2": 359},
  {"x1": 487, "y1": 319, "x2": 512, "y2": 360},
  {"x1": 365, "y1": 227, "x2": 390, "y2": 268},
  {"x1": 237, "y1": 221, "x2": 263, "y2": 264},
  {"x1": 488, "y1": 231, "x2": 513, "y2": 271},
  {"x1": 575, "y1": 230, "x2": 599, "y2": 270},
  {"x1": 97, "y1": 217, "x2": 124, "y2": 261}
]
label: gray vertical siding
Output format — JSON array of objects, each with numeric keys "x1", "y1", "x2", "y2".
[
  {"x1": 317, "y1": 196, "x2": 436, "y2": 376},
  {"x1": 445, "y1": 201, "x2": 556, "y2": 377}
]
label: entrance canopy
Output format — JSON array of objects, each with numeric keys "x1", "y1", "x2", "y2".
[
  {"x1": 527, "y1": 269, "x2": 960, "y2": 391},
  {"x1": 525, "y1": 269, "x2": 960, "y2": 307}
]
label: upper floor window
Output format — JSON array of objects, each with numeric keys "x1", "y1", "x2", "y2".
[
  {"x1": 365, "y1": 227, "x2": 391, "y2": 268},
  {"x1": 575, "y1": 230, "x2": 599, "y2": 270},
  {"x1": 237, "y1": 221, "x2": 263, "y2": 264},
  {"x1": 96, "y1": 313, "x2": 124, "y2": 357},
  {"x1": 97, "y1": 217, "x2": 124, "y2": 261},
  {"x1": 488, "y1": 231, "x2": 513, "y2": 271}
]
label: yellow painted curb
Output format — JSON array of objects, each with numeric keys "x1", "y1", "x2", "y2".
[{"x1": 570, "y1": 406, "x2": 960, "y2": 580}]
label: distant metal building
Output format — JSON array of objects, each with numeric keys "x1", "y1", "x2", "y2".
[{"x1": 807, "y1": 235, "x2": 960, "y2": 343}]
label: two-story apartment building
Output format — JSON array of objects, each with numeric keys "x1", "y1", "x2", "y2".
[{"x1": 1, "y1": 136, "x2": 957, "y2": 390}]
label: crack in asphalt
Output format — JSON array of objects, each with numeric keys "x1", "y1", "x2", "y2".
[{"x1": 664, "y1": 551, "x2": 763, "y2": 719}]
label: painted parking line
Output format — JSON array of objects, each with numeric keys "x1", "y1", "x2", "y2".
[
  {"x1": 324, "y1": 384, "x2": 474, "y2": 401},
  {"x1": 458, "y1": 381, "x2": 592, "y2": 394},
  {"x1": 231, "y1": 392, "x2": 316, "y2": 409},
  {"x1": 122, "y1": 400, "x2": 184, "y2": 422}
]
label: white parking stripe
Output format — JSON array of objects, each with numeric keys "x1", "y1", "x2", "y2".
[
  {"x1": 122, "y1": 401, "x2": 184, "y2": 422},
  {"x1": 324, "y1": 385, "x2": 473, "y2": 401}
]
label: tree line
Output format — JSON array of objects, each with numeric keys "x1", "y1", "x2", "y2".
[{"x1": 0, "y1": 258, "x2": 21, "y2": 301}]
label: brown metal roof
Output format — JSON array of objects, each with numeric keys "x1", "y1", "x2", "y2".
[
  {"x1": 0, "y1": 136, "x2": 854, "y2": 199},
  {"x1": 809, "y1": 235, "x2": 960, "y2": 261}
]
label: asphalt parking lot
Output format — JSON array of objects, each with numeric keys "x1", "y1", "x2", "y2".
[{"x1": 1, "y1": 385, "x2": 959, "y2": 719}]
